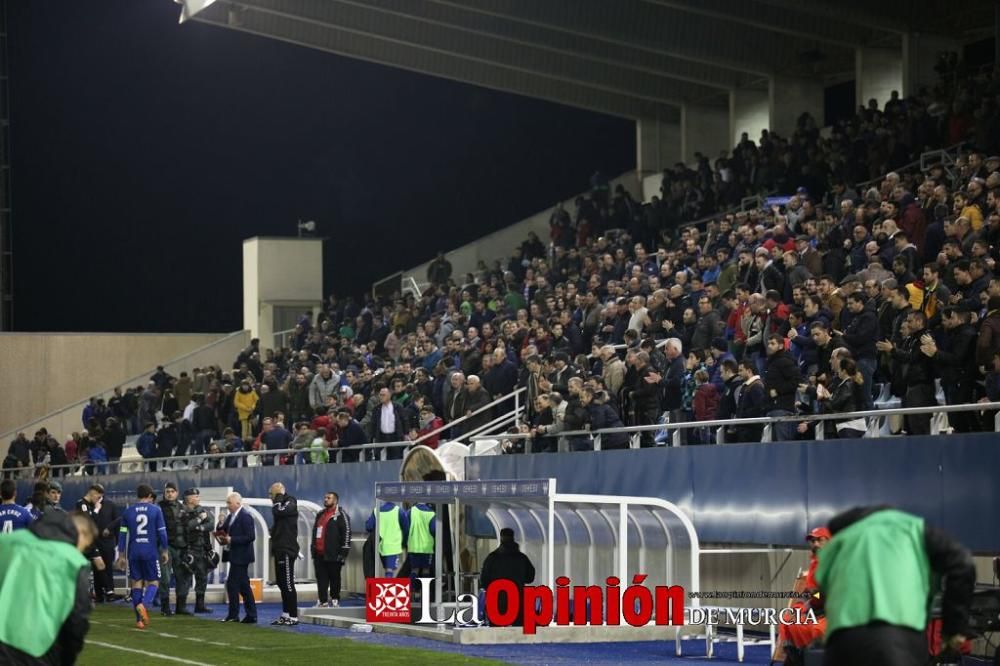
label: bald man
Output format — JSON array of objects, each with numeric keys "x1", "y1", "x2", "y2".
[{"x1": 269, "y1": 483, "x2": 300, "y2": 625}]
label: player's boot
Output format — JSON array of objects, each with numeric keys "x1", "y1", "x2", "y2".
[
  {"x1": 135, "y1": 619, "x2": 146, "y2": 630},
  {"x1": 194, "y1": 594, "x2": 213, "y2": 613},
  {"x1": 136, "y1": 602, "x2": 150, "y2": 626}
]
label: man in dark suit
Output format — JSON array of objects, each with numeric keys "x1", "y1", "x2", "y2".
[{"x1": 217, "y1": 492, "x2": 257, "y2": 623}]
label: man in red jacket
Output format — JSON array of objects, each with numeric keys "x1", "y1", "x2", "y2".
[
  {"x1": 777, "y1": 527, "x2": 830, "y2": 666},
  {"x1": 311, "y1": 491, "x2": 351, "y2": 608}
]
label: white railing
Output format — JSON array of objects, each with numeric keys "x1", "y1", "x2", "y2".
[
  {"x1": 0, "y1": 330, "x2": 251, "y2": 444},
  {"x1": 273, "y1": 327, "x2": 297, "y2": 349},
  {"x1": 470, "y1": 401, "x2": 1000, "y2": 453}
]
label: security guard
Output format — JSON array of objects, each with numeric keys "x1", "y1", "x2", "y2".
[
  {"x1": 158, "y1": 482, "x2": 186, "y2": 616},
  {"x1": 177, "y1": 488, "x2": 214, "y2": 614}
]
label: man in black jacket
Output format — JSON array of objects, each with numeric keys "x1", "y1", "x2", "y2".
[
  {"x1": 764, "y1": 334, "x2": 801, "y2": 441},
  {"x1": 268, "y1": 483, "x2": 299, "y2": 625},
  {"x1": 888, "y1": 311, "x2": 938, "y2": 435},
  {"x1": 311, "y1": 491, "x2": 351, "y2": 608},
  {"x1": 629, "y1": 350, "x2": 662, "y2": 448},
  {"x1": 840, "y1": 293, "x2": 879, "y2": 409},
  {"x1": 480, "y1": 527, "x2": 536, "y2": 627},
  {"x1": 922, "y1": 307, "x2": 978, "y2": 433},
  {"x1": 734, "y1": 359, "x2": 767, "y2": 443},
  {"x1": 562, "y1": 377, "x2": 591, "y2": 451}
]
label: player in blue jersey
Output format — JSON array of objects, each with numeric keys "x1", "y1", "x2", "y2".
[
  {"x1": 116, "y1": 484, "x2": 169, "y2": 629},
  {"x1": 0, "y1": 479, "x2": 32, "y2": 532}
]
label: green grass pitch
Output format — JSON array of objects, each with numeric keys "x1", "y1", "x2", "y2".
[{"x1": 79, "y1": 605, "x2": 501, "y2": 665}]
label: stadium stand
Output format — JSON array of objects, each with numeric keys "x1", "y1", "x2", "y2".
[{"x1": 6, "y1": 60, "x2": 1000, "y2": 477}]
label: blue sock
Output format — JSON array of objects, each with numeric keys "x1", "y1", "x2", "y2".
[
  {"x1": 131, "y1": 588, "x2": 142, "y2": 608},
  {"x1": 142, "y1": 584, "x2": 159, "y2": 607}
]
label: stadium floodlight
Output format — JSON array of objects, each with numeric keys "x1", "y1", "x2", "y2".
[
  {"x1": 175, "y1": 0, "x2": 219, "y2": 23},
  {"x1": 297, "y1": 220, "x2": 317, "y2": 237}
]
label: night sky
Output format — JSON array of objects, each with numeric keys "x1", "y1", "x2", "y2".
[{"x1": 8, "y1": 0, "x2": 634, "y2": 333}]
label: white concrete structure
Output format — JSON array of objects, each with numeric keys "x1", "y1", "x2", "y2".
[{"x1": 242, "y1": 237, "x2": 324, "y2": 346}]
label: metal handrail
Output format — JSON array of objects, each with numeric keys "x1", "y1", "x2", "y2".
[
  {"x1": 371, "y1": 270, "x2": 404, "y2": 300},
  {"x1": 679, "y1": 190, "x2": 777, "y2": 231},
  {"x1": 470, "y1": 401, "x2": 1000, "y2": 443},
  {"x1": 856, "y1": 141, "x2": 968, "y2": 191},
  {"x1": 273, "y1": 327, "x2": 298, "y2": 349},
  {"x1": 0, "y1": 330, "x2": 249, "y2": 442},
  {"x1": 410, "y1": 386, "x2": 525, "y2": 448}
]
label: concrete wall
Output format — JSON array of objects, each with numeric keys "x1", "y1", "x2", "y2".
[
  {"x1": 0, "y1": 331, "x2": 250, "y2": 441},
  {"x1": 636, "y1": 117, "x2": 682, "y2": 176},
  {"x1": 905, "y1": 33, "x2": 960, "y2": 95},
  {"x1": 681, "y1": 104, "x2": 730, "y2": 165},
  {"x1": 770, "y1": 76, "x2": 825, "y2": 136},
  {"x1": 243, "y1": 237, "x2": 324, "y2": 342},
  {"x1": 730, "y1": 88, "x2": 770, "y2": 147},
  {"x1": 857, "y1": 47, "x2": 904, "y2": 109},
  {"x1": 399, "y1": 172, "x2": 641, "y2": 291}
]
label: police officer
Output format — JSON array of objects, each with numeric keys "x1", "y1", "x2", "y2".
[
  {"x1": 158, "y1": 482, "x2": 187, "y2": 615},
  {"x1": 177, "y1": 488, "x2": 214, "y2": 614}
]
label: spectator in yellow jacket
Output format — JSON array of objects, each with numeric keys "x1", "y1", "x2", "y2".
[{"x1": 233, "y1": 381, "x2": 259, "y2": 440}]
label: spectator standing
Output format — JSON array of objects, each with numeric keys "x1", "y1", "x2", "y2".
[
  {"x1": 764, "y1": 334, "x2": 801, "y2": 441},
  {"x1": 734, "y1": 359, "x2": 767, "y2": 442},
  {"x1": 234, "y1": 381, "x2": 258, "y2": 441}
]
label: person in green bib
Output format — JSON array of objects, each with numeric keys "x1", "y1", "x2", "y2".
[
  {"x1": 405, "y1": 502, "x2": 437, "y2": 584},
  {"x1": 0, "y1": 509, "x2": 97, "y2": 664},
  {"x1": 366, "y1": 501, "x2": 409, "y2": 577},
  {"x1": 816, "y1": 505, "x2": 975, "y2": 666}
]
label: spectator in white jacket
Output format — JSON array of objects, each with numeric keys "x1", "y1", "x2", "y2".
[{"x1": 309, "y1": 366, "x2": 340, "y2": 410}]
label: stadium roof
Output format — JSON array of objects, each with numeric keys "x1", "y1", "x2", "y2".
[{"x1": 180, "y1": 0, "x2": 995, "y2": 122}]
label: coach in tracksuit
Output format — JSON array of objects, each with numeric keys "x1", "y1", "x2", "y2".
[
  {"x1": 311, "y1": 491, "x2": 351, "y2": 607},
  {"x1": 269, "y1": 482, "x2": 299, "y2": 626}
]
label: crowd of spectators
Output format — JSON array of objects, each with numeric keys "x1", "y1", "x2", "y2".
[
  {"x1": 5, "y1": 62, "x2": 1000, "y2": 475},
  {"x1": 636, "y1": 60, "x2": 1000, "y2": 233}
]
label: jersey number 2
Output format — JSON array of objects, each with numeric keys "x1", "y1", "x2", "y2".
[{"x1": 136, "y1": 514, "x2": 148, "y2": 535}]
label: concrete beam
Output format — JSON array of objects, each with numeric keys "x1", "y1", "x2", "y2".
[
  {"x1": 227, "y1": 0, "x2": 726, "y2": 106},
  {"x1": 194, "y1": 3, "x2": 680, "y2": 121}
]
